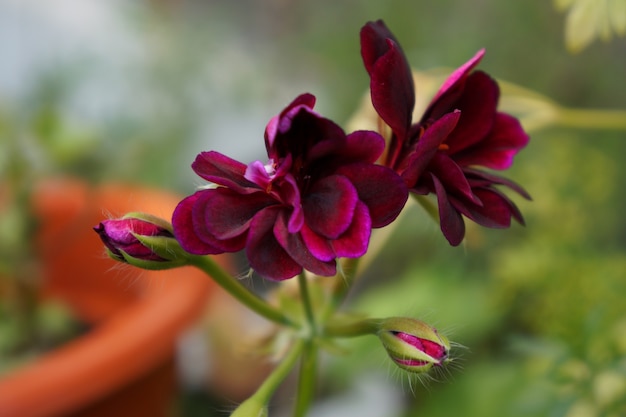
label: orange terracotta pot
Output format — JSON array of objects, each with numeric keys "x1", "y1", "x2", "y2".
[{"x1": 0, "y1": 178, "x2": 221, "y2": 417}]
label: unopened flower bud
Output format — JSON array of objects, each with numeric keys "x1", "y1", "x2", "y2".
[
  {"x1": 94, "y1": 212, "x2": 188, "y2": 270},
  {"x1": 378, "y1": 317, "x2": 450, "y2": 374}
]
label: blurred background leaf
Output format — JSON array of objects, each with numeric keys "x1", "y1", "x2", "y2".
[{"x1": 555, "y1": 0, "x2": 626, "y2": 53}]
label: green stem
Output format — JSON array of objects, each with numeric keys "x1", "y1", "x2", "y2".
[
  {"x1": 555, "y1": 108, "x2": 626, "y2": 131},
  {"x1": 323, "y1": 318, "x2": 381, "y2": 338},
  {"x1": 293, "y1": 340, "x2": 318, "y2": 417},
  {"x1": 257, "y1": 339, "x2": 306, "y2": 401},
  {"x1": 233, "y1": 339, "x2": 305, "y2": 416},
  {"x1": 316, "y1": 257, "x2": 361, "y2": 324},
  {"x1": 189, "y1": 255, "x2": 296, "y2": 327},
  {"x1": 298, "y1": 272, "x2": 316, "y2": 333}
]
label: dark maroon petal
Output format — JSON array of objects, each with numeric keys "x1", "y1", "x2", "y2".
[
  {"x1": 246, "y1": 207, "x2": 302, "y2": 280},
  {"x1": 302, "y1": 175, "x2": 358, "y2": 239},
  {"x1": 266, "y1": 99, "x2": 346, "y2": 163},
  {"x1": 441, "y1": 71, "x2": 500, "y2": 153},
  {"x1": 278, "y1": 174, "x2": 304, "y2": 233},
  {"x1": 401, "y1": 111, "x2": 461, "y2": 186},
  {"x1": 367, "y1": 38, "x2": 415, "y2": 141},
  {"x1": 192, "y1": 151, "x2": 259, "y2": 194},
  {"x1": 336, "y1": 163, "x2": 408, "y2": 228},
  {"x1": 429, "y1": 152, "x2": 481, "y2": 205},
  {"x1": 432, "y1": 174, "x2": 466, "y2": 246},
  {"x1": 276, "y1": 94, "x2": 317, "y2": 133},
  {"x1": 190, "y1": 191, "x2": 248, "y2": 253},
  {"x1": 343, "y1": 130, "x2": 386, "y2": 163},
  {"x1": 309, "y1": 130, "x2": 385, "y2": 165},
  {"x1": 454, "y1": 113, "x2": 530, "y2": 170},
  {"x1": 424, "y1": 49, "x2": 485, "y2": 119},
  {"x1": 465, "y1": 168, "x2": 531, "y2": 200},
  {"x1": 274, "y1": 212, "x2": 337, "y2": 276},
  {"x1": 452, "y1": 187, "x2": 523, "y2": 228},
  {"x1": 331, "y1": 200, "x2": 371, "y2": 258},
  {"x1": 172, "y1": 192, "x2": 225, "y2": 255},
  {"x1": 197, "y1": 187, "x2": 276, "y2": 239},
  {"x1": 265, "y1": 94, "x2": 317, "y2": 157},
  {"x1": 360, "y1": 20, "x2": 401, "y2": 74}
]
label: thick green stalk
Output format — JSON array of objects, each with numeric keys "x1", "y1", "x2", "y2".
[
  {"x1": 316, "y1": 257, "x2": 360, "y2": 324},
  {"x1": 556, "y1": 108, "x2": 626, "y2": 131},
  {"x1": 323, "y1": 318, "x2": 381, "y2": 338},
  {"x1": 292, "y1": 340, "x2": 318, "y2": 417},
  {"x1": 232, "y1": 339, "x2": 305, "y2": 417},
  {"x1": 298, "y1": 271, "x2": 316, "y2": 333},
  {"x1": 189, "y1": 255, "x2": 296, "y2": 327}
]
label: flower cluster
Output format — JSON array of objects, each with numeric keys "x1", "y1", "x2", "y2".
[
  {"x1": 92, "y1": 19, "x2": 534, "y2": 416},
  {"x1": 97, "y1": 21, "x2": 530, "y2": 278},
  {"x1": 361, "y1": 20, "x2": 530, "y2": 245},
  {"x1": 154, "y1": 20, "x2": 530, "y2": 279},
  {"x1": 172, "y1": 94, "x2": 408, "y2": 280}
]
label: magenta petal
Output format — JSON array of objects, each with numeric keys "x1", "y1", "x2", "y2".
[
  {"x1": 402, "y1": 111, "x2": 461, "y2": 186},
  {"x1": 192, "y1": 151, "x2": 259, "y2": 194},
  {"x1": 331, "y1": 201, "x2": 371, "y2": 258},
  {"x1": 455, "y1": 113, "x2": 530, "y2": 170},
  {"x1": 336, "y1": 163, "x2": 408, "y2": 228},
  {"x1": 274, "y1": 212, "x2": 337, "y2": 276},
  {"x1": 244, "y1": 160, "x2": 273, "y2": 190},
  {"x1": 172, "y1": 192, "x2": 224, "y2": 255},
  {"x1": 246, "y1": 207, "x2": 302, "y2": 281},
  {"x1": 198, "y1": 188, "x2": 276, "y2": 239},
  {"x1": 432, "y1": 174, "x2": 466, "y2": 246},
  {"x1": 303, "y1": 175, "x2": 358, "y2": 239}
]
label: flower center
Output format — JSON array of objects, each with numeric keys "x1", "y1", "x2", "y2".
[{"x1": 264, "y1": 160, "x2": 277, "y2": 177}]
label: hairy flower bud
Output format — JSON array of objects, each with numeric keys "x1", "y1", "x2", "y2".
[
  {"x1": 378, "y1": 317, "x2": 450, "y2": 374},
  {"x1": 94, "y1": 212, "x2": 188, "y2": 270}
]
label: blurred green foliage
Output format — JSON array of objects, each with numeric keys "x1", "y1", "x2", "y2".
[{"x1": 2, "y1": 1, "x2": 625, "y2": 416}]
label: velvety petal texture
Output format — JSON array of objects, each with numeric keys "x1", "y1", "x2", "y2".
[
  {"x1": 360, "y1": 20, "x2": 530, "y2": 246},
  {"x1": 173, "y1": 94, "x2": 408, "y2": 280}
]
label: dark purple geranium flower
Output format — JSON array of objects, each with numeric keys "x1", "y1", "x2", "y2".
[
  {"x1": 172, "y1": 93, "x2": 408, "y2": 280},
  {"x1": 361, "y1": 20, "x2": 530, "y2": 246}
]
